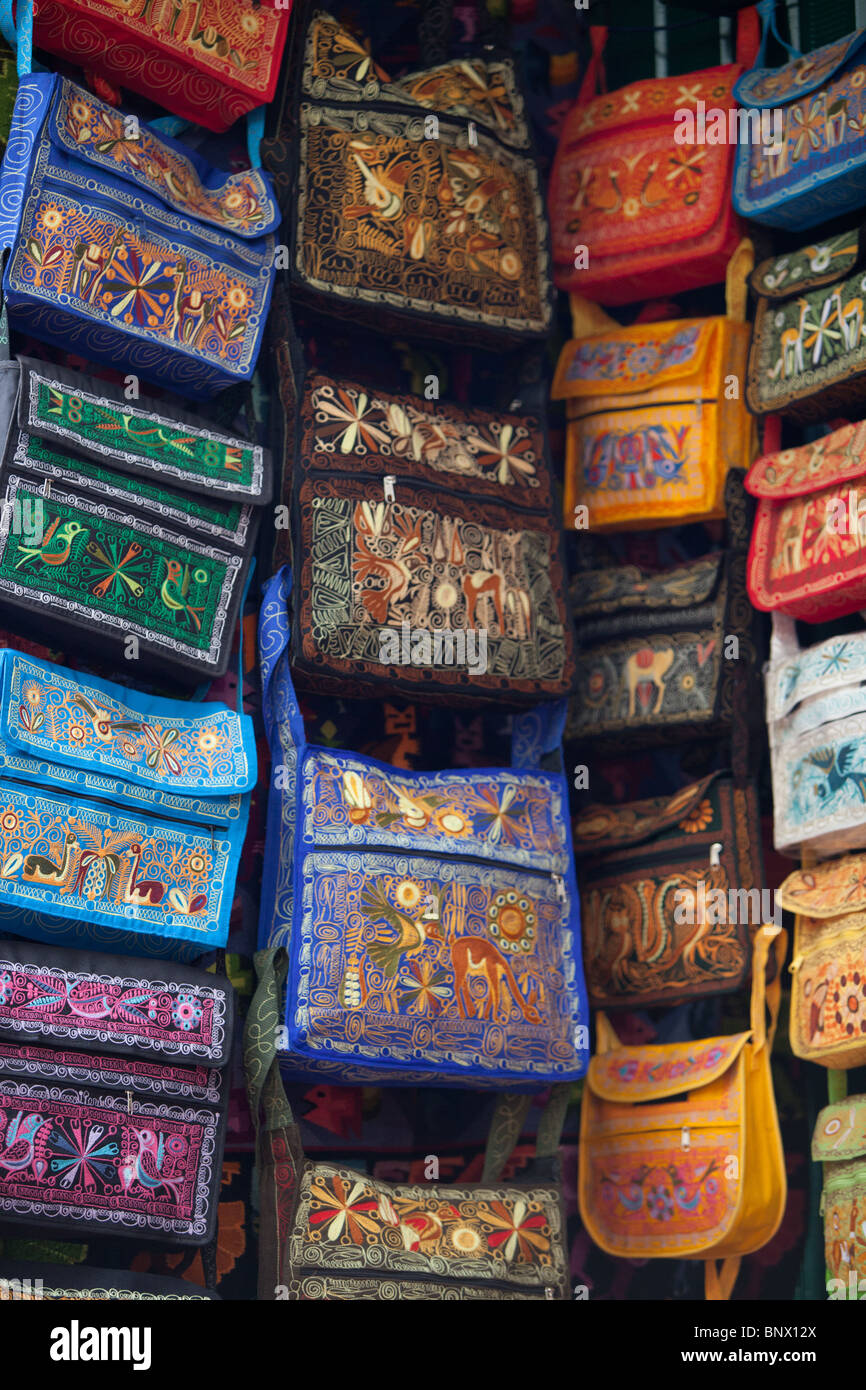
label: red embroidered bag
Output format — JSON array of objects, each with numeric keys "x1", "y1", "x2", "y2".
[
  {"x1": 548, "y1": 28, "x2": 745, "y2": 306},
  {"x1": 745, "y1": 421, "x2": 866, "y2": 622},
  {"x1": 32, "y1": 0, "x2": 292, "y2": 133}
]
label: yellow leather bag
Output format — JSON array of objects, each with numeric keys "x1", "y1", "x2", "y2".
[{"x1": 579, "y1": 925, "x2": 787, "y2": 1300}]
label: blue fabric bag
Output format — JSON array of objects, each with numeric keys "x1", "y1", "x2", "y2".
[
  {"x1": 0, "y1": 646, "x2": 255, "y2": 959},
  {"x1": 257, "y1": 565, "x2": 589, "y2": 1087},
  {"x1": 0, "y1": 73, "x2": 280, "y2": 398},
  {"x1": 733, "y1": 5, "x2": 866, "y2": 230}
]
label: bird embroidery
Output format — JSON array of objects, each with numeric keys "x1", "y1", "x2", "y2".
[
  {"x1": 360, "y1": 882, "x2": 441, "y2": 978},
  {"x1": 0, "y1": 1111, "x2": 49, "y2": 1178},
  {"x1": 807, "y1": 743, "x2": 866, "y2": 801},
  {"x1": 119, "y1": 1128, "x2": 183, "y2": 1203},
  {"x1": 160, "y1": 559, "x2": 206, "y2": 631},
  {"x1": 14, "y1": 518, "x2": 87, "y2": 570}
]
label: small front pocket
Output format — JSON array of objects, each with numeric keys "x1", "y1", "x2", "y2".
[{"x1": 290, "y1": 848, "x2": 584, "y2": 1083}]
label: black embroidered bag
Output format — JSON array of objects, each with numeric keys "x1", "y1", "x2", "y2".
[
  {"x1": 283, "y1": 364, "x2": 576, "y2": 704},
  {"x1": 0, "y1": 1261, "x2": 219, "y2": 1300},
  {"x1": 0, "y1": 939, "x2": 235, "y2": 1246},
  {"x1": 0, "y1": 357, "x2": 269, "y2": 681},
  {"x1": 266, "y1": 6, "x2": 554, "y2": 348}
]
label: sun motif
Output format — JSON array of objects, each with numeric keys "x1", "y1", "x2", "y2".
[
  {"x1": 433, "y1": 807, "x2": 472, "y2": 837},
  {"x1": 488, "y1": 890, "x2": 536, "y2": 953},
  {"x1": 395, "y1": 879, "x2": 422, "y2": 910},
  {"x1": 450, "y1": 1225, "x2": 482, "y2": 1254},
  {"x1": 37, "y1": 205, "x2": 64, "y2": 234},
  {"x1": 196, "y1": 728, "x2": 223, "y2": 754}
]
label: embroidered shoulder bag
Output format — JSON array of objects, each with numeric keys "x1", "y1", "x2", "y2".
[
  {"x1": 0, "y1": 74, "x2": 280, "y2": 398},
  {"x1": 746, "y1": 229, "x2": 866, "y2": 421},
  {"x1": 733, "y1": 10, "x2": 866, "y2": 230},
  {"x1": 0, "y1": 356, "x2": 267, "y2": 681},
  {"x1": 565, "y1": 471, "x2": 757, "y2": 750},
  {"x1": 813, "y1": 1091, "x2": 866, "y2": 1296},
  {"x1": 257, "y1": 566, "x2": 589, "y2": 1087},
  {"x1": 765, "y1": 614, "x2": 866, "y2": 856},
  {"x1": 579, "y1": 924, "x2": 788, "y2": 1301},
  {"x1": 574, "y1": 773, "x2": 765, "y2": 1012},
  {"x1": 272, "y1": 8, "x2": 553, "y2": 348},
  {"x1": 745, "y1": 420, "x2": 866, "y2": 623},
  {"x1": 284, "y1": 367, "x2": 576, "y2": 705},
  {"x1": 33, "y1": 0, "x2": 292, "y2": 134},
  {"x1": 0, "y1": 1261, "x2": 218, "y2": 1300},
  {"x1": 551, "y1": 315, "x2": 754, "y2": 532},
  {"x1": 245, "y1": 948, "x2": 572, "y2": 1300},
  {"x1": 781, "y1": 855, "x2": 866, "y2": 1068},
  {"x1": 549, "y1": 31, "x2": 743, "y2": 305},
  {"x1": 0, "y1": 646, "x2": 254, "y2": 958},
  {"x1": 0, "y1": 938, "x2": 235, "y2": 1245}
]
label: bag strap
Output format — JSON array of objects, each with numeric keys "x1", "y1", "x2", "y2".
[
  {"x1": 770, "y1": 611, "x2": 800, "y2": 663},
  {"x1": 754, "y1": 0, "x2": 800, "y2": 67},
  {"x1": 705, "y1": 1256, "x2": 742, "y2": 1301},
  {"x1": 510, "y1": 701, "x2": 567, "y2": 772},
  {"x1": 577, "y1": 26, "x2": 608, "y2": 105},
  {"x1": 482, "y1": 1083, "x2": 572, "y2": 1184},
  {"x1": 750, "y1": 923, "x2": 787, "y2": 1060},
  {"x1": 0, "y1": 0, "x2": 31, "y2": 76},
  {"x1": 259, "y1": 564, "x2": 307, "y2": 755}
]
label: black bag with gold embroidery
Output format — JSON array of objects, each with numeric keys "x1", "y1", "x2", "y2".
[{"x1": 264, "y1": 6, "x2": 554, "y2": 348}]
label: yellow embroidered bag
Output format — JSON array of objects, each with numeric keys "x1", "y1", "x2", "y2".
[
  {"x1": 780, "y1": 855, "x2": 866, "y2": 1069},
  {"x1": 551, "y1": 315, "x2": 754, "y2": 532},
  {"x1": 579, "y1": 924, "x2": 787, "y2": 1300}
]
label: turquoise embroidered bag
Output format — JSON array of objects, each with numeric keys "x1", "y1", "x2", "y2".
[
  {"x1": 0, "y1": 647, "x2": 254, "y2": 958},
  {"x1": 257, "y1": 566, "x2": 589, "y2": 1087}
]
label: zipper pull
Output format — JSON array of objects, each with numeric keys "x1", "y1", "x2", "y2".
[
  {"x1": 681, "y1": 1126, "x2": 690, "y2": 1151},
  {"x1": 383, "y1": 475, "x2": 396, "y2": 503},
  {"x1": 552, "y1": 874, "x2": 567, "y2": 905},
  {"x1": 545, "y1": 1286, "x2": 555, "y2": 1300},
  {"x1": 789, "y1": 954, "x2": 803, "y2": 974}
]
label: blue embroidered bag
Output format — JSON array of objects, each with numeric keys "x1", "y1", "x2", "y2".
[
  {"x1": 0, "y1": 73, "x2": 280, "y2": 398},
  {"x1": 257, "y1": 566, "x2": 589, "y2": 1087},
  {"x1": 733, "y1": 8, "x2": 866, "y2": 229},
  {"x1": 0, "y1": 647, "x2": 254, "y2": 959}
]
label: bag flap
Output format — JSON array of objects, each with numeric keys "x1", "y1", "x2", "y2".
[
  {"x1": 0, "y1": 938, "x2": 235, "y2": 1069},
  {"x1": 574, "y1": 772, "x2": 721, "y2": 855},
  {"x1": 17, "y1": 358, "x2": 271, "y2": 505},
  {"x1": 746, "y1": 421, "x2": 866, "y2": 499},
  {"x1": 750, "y1": 229, "x2": 862, "y2": 301},
  {"x1": 299, "y1": 371, "x2": 551, "y2": 511},
  {"x1": 301, "y1": 748, "x2": 570, "y2": 876},
  {"x1": 812, "y1": 1096, "x2": 866, "y2": 1162},
  {"x1": 302, "y1": 11, "x2": 529, "y2": 148},
  {"x1": 778, "y1": 854, "x2": 866, "y2": 917},
  {"x1": 734, "y1": 28, "x2": 866, "y2": 109},
  {"x1": 47, "y1": 78, "x2": 280, "y2": 238},
  {"x1": 551, "y1": 319, "x2": 720, "y2": 402},
  {"x1": 766, "y1": 630, "x2": 866, "y2": 722},
  {"x1": 0, "y1": 649, "x2": 256, "y2": 806},
  {"x1": 570, "y1": 554, "x2": 723, "y2": 622},
  {"x1": 587, "y1": 1032, "x2": 750, "y2": 1104},
  {"x1": 565, "y1": 64, "x2": 740, "y2": 139}
]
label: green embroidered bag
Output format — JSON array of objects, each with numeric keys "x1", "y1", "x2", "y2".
[{"x1": 0, "y1": 357, "x2": 269, "y2": 681}]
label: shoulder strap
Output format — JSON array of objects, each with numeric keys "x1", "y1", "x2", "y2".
[
  {"x1": 482, "y1": 1083, "x2": 573, "y2": 1185},
  {"x1": 750, "y1": 923, "x2": 787, "y2": 1060},
  {"x1": 754, "y1": 0, "x2": 800, "y2": 66},
  {"x1": 259, "y1": 565, "x2": 307, "y2": 754},
  {"x1": 577, "y1": 26, "x2": 608, "y2": 104}
]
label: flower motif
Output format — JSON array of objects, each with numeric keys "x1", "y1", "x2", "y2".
[
  {"x1": 37, "y1": 205, "x2": 64, "y2": 234},
  {"x1": 186, "y1": 851, "x2": 212, "y2": 881},
  {"x1": 791, "y1": 98, "x2": 825, "y2": 161},
  {"x1": 314, "y1": 386, "x2": 389, "y2": 454},
  {"x1": 226, "y1": 283, "x2": 251, "y2": 313},
  {"x1": 171, "y1": 993, "x2": 203, "y2": 1031},
  {"x1": 433, "y1": 807, "x2": 472, "y2": 837},
  {"x1": 0, "y1": 970, "x2": 12, "y2": 1005},
  {"x1": 309, "y1": 1174, "x2": 380, "y2": 1243},
  {"x1": 196, "y1": 728, "x2": 223, "y2": 754},
  {"x1": 466, "y1": 783, "x2": 529, "y2": 846},
  {"x1": 678, "y1": 798, "x2": 713, "y2": 833},
  {"x1": 646, "y1": 1185, "x2": 675, "y2": 1220},
  {"x1": 69, "y1": 724, "x2": 87, "y2": 744},
  {"x1": 486, "y1": 1199, "x2": 550, "y2": 1261},
  {"x1": 832, "y1": 972, "x2": 866, "y2": 1036},
  {"x1": 398, "y1": 959, "x2": 452, "y2": 1014},
  {"x1": 464, "y1": 423, "x2": 536, "y2": 486},
  {"x1": 342, "y1": 770, "x2": 373, "y2": 824}
]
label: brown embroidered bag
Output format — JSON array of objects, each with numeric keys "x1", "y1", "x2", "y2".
[
  {"x1": 574, "y1": 773, "x2": 765, "y2": 1011},
  {"x1": 285, "y1": 366, "x2": 576, "y2": 704},
  {"x1": 269, "y1": 8, "x2": 554, "y2": 348},
  {"x1": 245, "y1": 948, "x2": 572, "y2": 1301}
]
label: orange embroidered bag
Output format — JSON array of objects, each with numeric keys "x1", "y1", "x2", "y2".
[
  {"x1": 746, "y1": 420, "x2": 866, "y2": 622},
  {"x1": 552, "y1": 316, "x2": 753, "y2": 532},
  {"x1": 579, "y1": 924, "x2": 787, "y2": 1300},
  {"x1": 548, "y1": 28, "x2": 744, "y2": 306},
  {"x1": 781, "y1": 855, "x2": 866, "y2": 1068}
]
